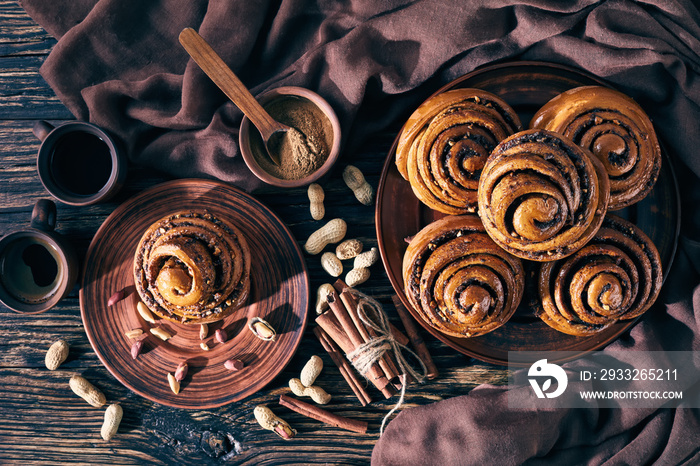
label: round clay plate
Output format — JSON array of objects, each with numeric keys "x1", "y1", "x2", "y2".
[
  {"x1": 80, "y1": 179, "x2": 309, "y2": 408},
  {"x1": 376, "y1": 61, "x2": 680, "y2": 366}
]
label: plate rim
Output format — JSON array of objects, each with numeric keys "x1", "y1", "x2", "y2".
[
  {"x1": 79, "y1": 178, "x2": 310, "y2": 408},
  {"x1": 376, "y1": 60, "x2": 680, "y2": 366}
]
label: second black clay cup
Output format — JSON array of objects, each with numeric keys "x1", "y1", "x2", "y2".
[{"x1": 0, "y1": 200, "x2": 79, "y2": 314}]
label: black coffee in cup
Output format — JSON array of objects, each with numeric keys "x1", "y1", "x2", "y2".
[
  {"x1": 0, "y1": 236, "x2": 63, "y2": 304},
  {"x1": 34, "y1": 121, "x2": 126, "y2": 206},
  {"x1": 0, "y1": 200, "x2": 78, "y2": 314},
  {"x1": 49, "y1": 131, "x2": 113, "y2": 197}
]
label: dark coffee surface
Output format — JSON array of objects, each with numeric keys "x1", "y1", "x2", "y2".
[
  {"x1": 0, "y1": 237, "x2": 60, "y2": 303},
  {"x1": 22, "y1": 243, "x2": 58, "y2": 287},
  {"x1": 49, "y1": 131, "x2": 111, "y2": 196}
]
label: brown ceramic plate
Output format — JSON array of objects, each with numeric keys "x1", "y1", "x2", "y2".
[
  {"x1": 80, "y1": 179, "x2": 309, "y2": 408},
  {"x1": 376, "y1": 61, "x2": 680, "y2": 366}
]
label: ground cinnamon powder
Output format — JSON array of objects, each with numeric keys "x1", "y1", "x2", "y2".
[{"x1": 250, "y1": 95, "x2": 333, "y2": 180}]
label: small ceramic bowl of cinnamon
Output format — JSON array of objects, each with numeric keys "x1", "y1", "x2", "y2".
[{"x1": 239, "y1": 86, "x2": 341, "y2": 188}]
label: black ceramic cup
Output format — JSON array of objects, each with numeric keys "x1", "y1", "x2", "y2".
[
  {"x1": 0, "y1": 200, "x2": 79, "y2": 314},
  {"x1": 33, "y1": 120, "x2": 126, "y2": 206}
]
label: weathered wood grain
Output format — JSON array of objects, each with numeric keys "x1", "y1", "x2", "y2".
[{"x1": 0, "y1": 2, "x2": 509, "y2": 464}]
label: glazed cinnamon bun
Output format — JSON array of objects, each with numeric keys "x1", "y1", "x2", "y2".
[
  {"x1": 133, "y1": 210, "x2": 251, "y2": 324},
  {"x1": 537, "y1": 215, "x2": 662, "y2": 336},
  {"x1": 477, "y1": 129, "x2": 610, "y2": 261},
  {"x1": 395, "y1": 88, "x2": 522, "y2": 214},
  {"x1": 402, "y1": 215, "x2": 524, "y2": 338},
  {"x1": 531, "y1": 86, "x2": 661, "y2": 210}
]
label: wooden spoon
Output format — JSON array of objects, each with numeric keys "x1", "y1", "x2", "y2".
[{"x1": 179, "y1": 27, "x2": 286, "y2": 166}]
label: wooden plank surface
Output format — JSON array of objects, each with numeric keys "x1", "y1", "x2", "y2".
[{"x1": 0, "y1": 1, "x2": 508, "y2": 464}]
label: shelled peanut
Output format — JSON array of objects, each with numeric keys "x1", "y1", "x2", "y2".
[
  {"x1": 174, "y1": 362, "x2": 188, "y2": 382},
  {"x1": 107, "y1": 289, "x2": 125, "y2": 307},
  {"x1": 124, "y1": 329, "x2": 143, "y2": 339},
  {"x1": 137, "y1": 301, "x2": 157, "y2": 323},
  {"x1": 150, "y1": 327, "x2": 172, "y2": 341},
  {"x1": 215, "y1": 328, "x2": 227, "y2": 344},
  {"x1": 167, "y1": 372, "x2": 180, "y2": 394},
  {"x1": 249, "y1": 317, "x2": 277, "y2": 341},
  {"x1": 131, "y1": 339, "x2": 144, "y2": 360},
  {"x1": 224, "y1": 359, "x2": 244, "y2": 371}
]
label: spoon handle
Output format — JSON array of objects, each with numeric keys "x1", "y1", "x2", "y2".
[{"x1": 178, "y1": 27, "x2": 282, "y2": 139}]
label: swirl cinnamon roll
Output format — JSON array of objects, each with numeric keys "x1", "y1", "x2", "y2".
[
  {"x1": 133, "y1": 210, "x2": 251, "y2": 324},
  {"x1": 531, "y1": 86, "x2": 661, "y2": 210},
  {"x1": 402, "y1": 215, "x2": 524, "y2": 338},
  {"x1": 395, "y1": 88, "x2": 522, "y2": 214},
  {"x1": 537, "y1": 215, "x2": 662, "y2": 336},
  {"x1": 477, "y1": 129, "x2": 610, "y2": 262}
]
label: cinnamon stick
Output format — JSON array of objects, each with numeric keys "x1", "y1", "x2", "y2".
[
  {"x1": 334, "y1": 279, "x2": 410, "y2": 346},
  {"x1": 392, "y1": 295, "x2": 439, "y2": 380},
  {"x1": 313, "y1": 326, "x2": 372, "y2": 406},
  {"x1": 327, "y1": 291, "x2": 395, "y2": 398},
  {"x1": 337, "y1": 286, "x2": 403, "y2": 388},
  {"x1": 279, "y1": 394, "x2": 368, "y2": 434},
  {"x1": 316, "y1": 311, "x2": 354, "y2": 354}
]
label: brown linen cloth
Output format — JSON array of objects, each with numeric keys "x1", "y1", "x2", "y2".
[{"x1": 20, "y1": 0, "x2": 700, "y2": 463}]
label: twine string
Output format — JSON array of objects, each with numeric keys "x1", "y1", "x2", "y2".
[{"x1": 344, "y1": 288, "x2": 427, "y2": 435}]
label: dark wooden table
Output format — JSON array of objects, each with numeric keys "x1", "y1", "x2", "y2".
[{"x1": 0, "y1": 2, "x2": 508, "y2": 464}]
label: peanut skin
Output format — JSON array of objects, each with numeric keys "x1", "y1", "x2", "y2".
[
  {"x1": 45, "y1": 340, "x2": 69, "y2": 371},
  {"x1": 343, "y1": 165, "x2": 374, "y2": 206},
  {"x1": 304, "y1": 218, "x2": 347, "y2": 255},
  {"x1": 254, "y1": 405, "x2": 296, "y2": 439},
  {"x1": 321, "y1": 252, "x2": 343, "y2": 277},
  {"x1": 305, "y1": 385, "x2": 332, "y2": 405},
  {"x1": 353, "y1": 247, "x2": 379, "y2": 269},
  {"x1": 315, "y1": 283, "x2": 335, "y2": 314},
  {"x1": 308, "y1": 183, "x2": 325, "y2": 220},
  {"x1": 69, "y1": 375, "x2": 106, "y2": 408},
  {"x1": 335, "y1": 239, "x2": 363, "y2": 260},
  {"x1": 289, "y1": 378, "x2": 306, "y2": 396},
  {"x1": 300, "y1": 355, "x2": 323, "y2": 387},
  {"x1": 101, "y1": 404, "x2": 123, "y2": 442},
  {"x1": 346, "y1": 267, "x2": 370, "y2": 287}
]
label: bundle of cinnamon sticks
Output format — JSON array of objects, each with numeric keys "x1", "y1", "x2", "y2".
[{"x1": 314, "y1": 280, "x2": 438, "y2": 405}]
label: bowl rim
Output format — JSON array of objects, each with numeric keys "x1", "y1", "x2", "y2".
[{"x1": 239, "y1": 86, "x2": 341, "y2": 188}]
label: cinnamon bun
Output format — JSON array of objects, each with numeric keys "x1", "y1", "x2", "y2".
[
  {"x1": 537, "y1": 215, "x2": 662, "y2": 336},
  {"x1": 396, "y1": 88, "x2": 522, "y2": 214},
  {"x1": 477, "y1": 129, "x2": 610, "y2": 261},
  {"x1": 402, "y1": 215, "x2": 524, "y2": 338},
  {"x1": 531, "y1": 86, "x2": 661, "y2": 210},
  {"x1": 133, "y1": 210, "x2": 251, "y2": 324}
]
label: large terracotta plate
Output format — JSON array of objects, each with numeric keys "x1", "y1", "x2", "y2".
[
  {"x1": 376, "y1": 61, "x2": 680, "y2": 366},
  {"x1": 80, "y1": 179, "x2": 309, "y2": 408}
]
